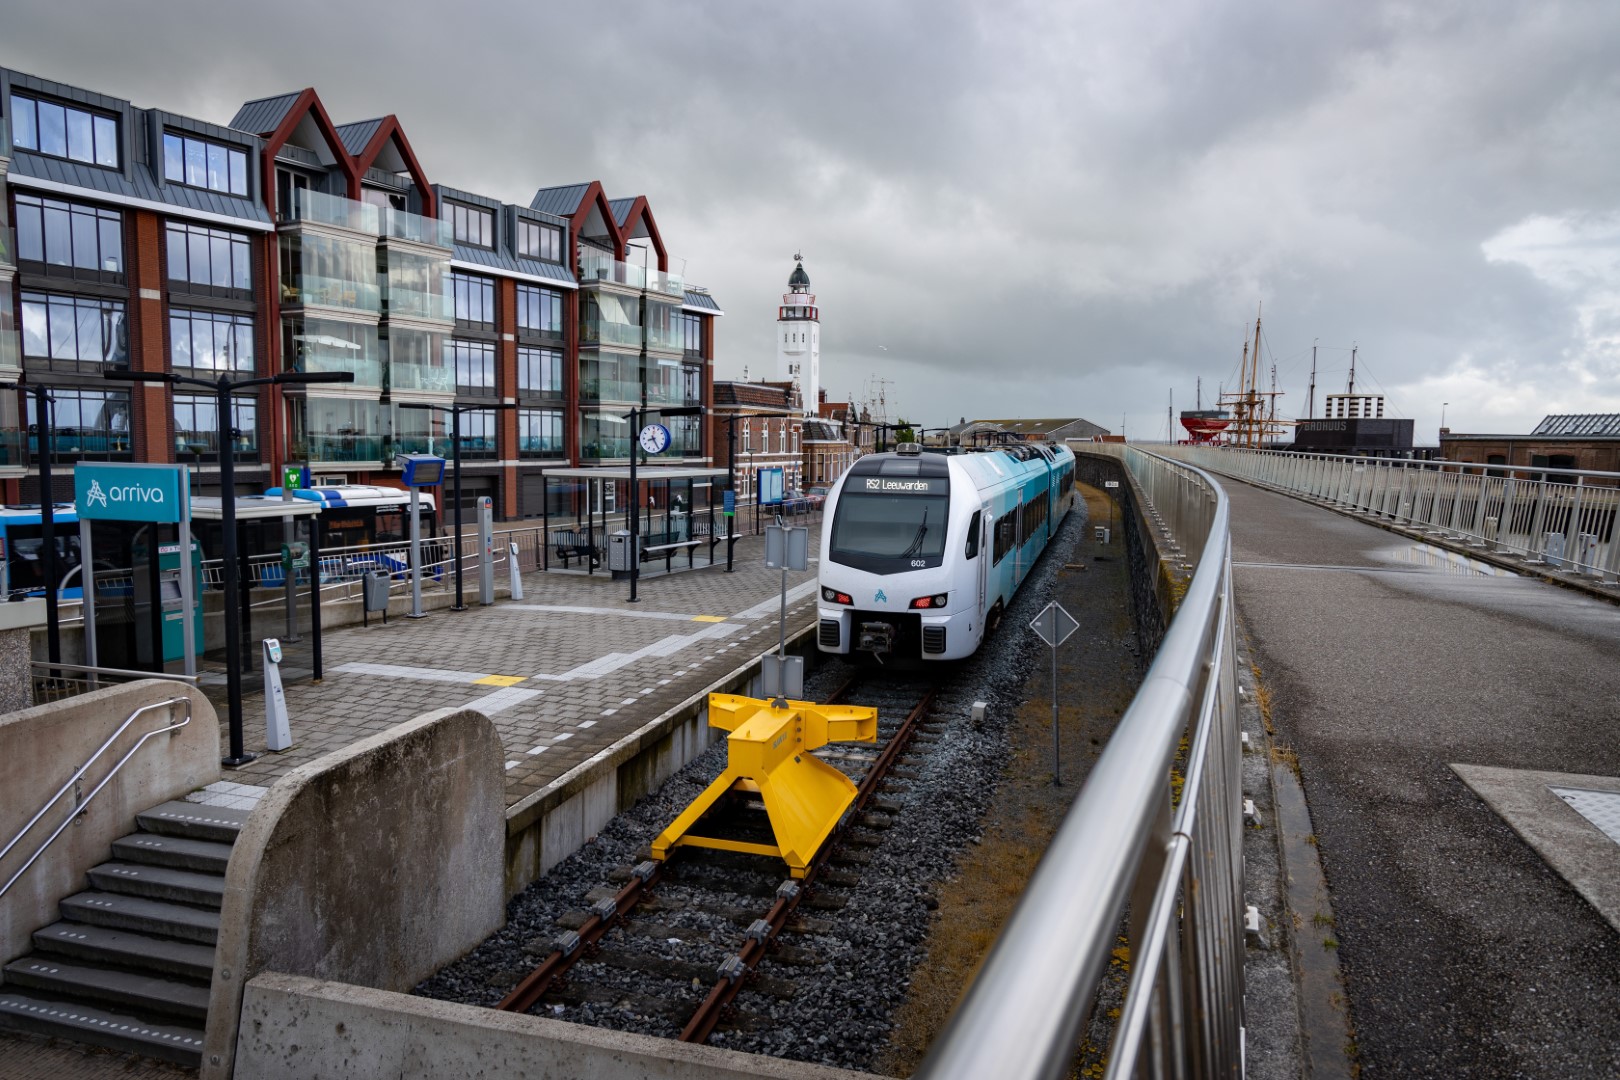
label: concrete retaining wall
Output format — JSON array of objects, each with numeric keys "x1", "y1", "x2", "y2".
[
  {"x1": 1072, "y1": 452, "x2": 1185, "y2": 662},
  {"x1": 0, "y1": 681, "x2": 219, "y2": 966},
  {"x1": 201, "y1": 707, "x2": 506, "y2": 1080},
  {"x1": 503, "y1": 624, "x2": 819, "y2": 896},
  {"x1": 234, "y1": 971, "x2": 879, "y2": 1080}
]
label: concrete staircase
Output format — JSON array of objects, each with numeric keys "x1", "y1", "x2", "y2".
[{"x1": 0, "y1": 800, "x2": 249, "y2": 1067}]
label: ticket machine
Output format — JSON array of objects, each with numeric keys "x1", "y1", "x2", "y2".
[{"x1": 132, "y1": 538, "x2": 204, "y2": 667}]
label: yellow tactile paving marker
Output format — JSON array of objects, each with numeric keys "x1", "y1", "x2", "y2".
[{"x1": 651, "y1": 693, "x2": 878, "y2": 877}]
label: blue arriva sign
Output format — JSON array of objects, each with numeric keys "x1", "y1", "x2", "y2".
[{"x1": 75, "y1": 463, "x2": 189, "y2": 523}]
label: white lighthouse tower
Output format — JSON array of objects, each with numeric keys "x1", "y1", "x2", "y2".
[{"x1": 776, "y1": 255, "x2": 820, "y2": 415}]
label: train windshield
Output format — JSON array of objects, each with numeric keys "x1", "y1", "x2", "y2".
[{"x1": 830, "y1": 493, "x2": 950, "y2": 572}]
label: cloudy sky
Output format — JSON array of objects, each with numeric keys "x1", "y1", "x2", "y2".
[{"x1": 6, "y1": 1, "x2": 1618, "y2": 440}]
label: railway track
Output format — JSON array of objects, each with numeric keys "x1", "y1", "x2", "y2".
[{"x1": 494, "y1": 673, "x2": 939, "y2": 1044}]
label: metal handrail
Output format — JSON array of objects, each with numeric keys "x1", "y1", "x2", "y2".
[
  {"x1": 917, "y1": 444, "x2": 1243, "y2": 1079},
  {"x1": 29, "y1": 660, "x2": 199, "y2": 685},
  {"x1": 0, "y1": 696, "x2": 192, "y2": 900}
]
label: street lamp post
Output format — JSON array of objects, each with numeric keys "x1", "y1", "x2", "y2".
[
  {"x1": 24, "y1": 384, "x2": 63, "y2": 665},
  {"x1": 107, "y1": 368, "x2": 354, "y2": 767},
  {"x1": 625, "y1": 405, "x2": 702, "y2": 602},
  {"x1": 399, "y1": 401, "x2": 513, "y2": 611}
]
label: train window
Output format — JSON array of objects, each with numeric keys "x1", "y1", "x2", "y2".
[{"x1": 964, "y1": 511, "x2": 980, "y2": 559}]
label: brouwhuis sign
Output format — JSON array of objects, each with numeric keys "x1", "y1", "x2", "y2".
[{"x1": 74, "y1": 463, "x2": 189, "y2": 523}]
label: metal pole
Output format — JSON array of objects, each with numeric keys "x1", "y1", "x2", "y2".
[
  {"x1": 408, "y1": 486, "x2": 425, "y2": 618},
  {"x1": 1051, "y1": 643, "x2": 1061, "y2": 786},
  {"x1": 179, "y1": 484, "x2": 196, "y2": 678},
  {"x1": 309, "y1": 513, "x2": 323, "y2": 681},
  {"x1": 628, "y1": 407, "x2": 640, "y2": 603},
  {"x1": 78, "y1": 518, "x2": 97, "y2": 673},
  {"x1": 34, "y1": 387, "x2": 61, "y2": 666},
  {"x1": 218, "y1": 377, "x2": 253, "y2": 767},
  {"x1": 726, "y1": 418, "x2": 737, "y2": 572},
  {"x1": 452, "y1": 407, "x2": 465, "y2": 611}
]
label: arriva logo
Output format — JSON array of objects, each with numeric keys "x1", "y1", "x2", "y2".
[
  {"x1": 85, "y1": 480, "x2": 109, "y2": 508},
  {"x1": 94, "y1": 482, "x2": 167, "y2": 506},
  {"x1": 874, "y1": 589, "x2": 888, "y2": 604}
]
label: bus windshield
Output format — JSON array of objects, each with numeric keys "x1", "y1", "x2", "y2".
[{"x1": 830, "y1": 493, "x2": 950, "y2": 572}]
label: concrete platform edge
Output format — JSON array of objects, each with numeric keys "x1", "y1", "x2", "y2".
[{"x1": 234, "y1": 970, "x2": 884, "y2": 1080}]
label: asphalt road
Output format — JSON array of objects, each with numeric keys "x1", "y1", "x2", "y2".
[{"x1": 1223, "y1": 480, "x2": 1620, "y2": 1078}]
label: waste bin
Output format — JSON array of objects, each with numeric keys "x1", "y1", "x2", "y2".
[
  {"x1": 608, "y1": 530, "x2": 635, "y2": 573},
  {"x1": 363, "y1": 570, "x2": 391, "y2": 612}
]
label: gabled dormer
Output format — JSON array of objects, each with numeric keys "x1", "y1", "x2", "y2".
[
  {"x1": 337, "y1": 116, "x2": 435, "y2": 218},
  {"x1": 531, "y1": 181, "x2": 621, "y2": 266},
  {"x1": 231, "y1": 88, "x2": 360, "y2": 219}
]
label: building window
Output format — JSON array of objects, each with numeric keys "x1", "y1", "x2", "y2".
[
  {"x1": 678, "y1": 312, "x2": 704, "y2": 354},
  {"x1": 518, "y1": 346, "x2": 563, "y2": 398},
  {"x1": 162, "y1": 132, "x2": 249, "y2": 197},
  {"x1": 20, "y1": 292, "x2": 128, "y2": 368},
  {"x1": 443, "y1": 202, "x2": 493, "y2": 247},
  {"x1": 174, "y1": 393, "x2": 257, "y2": 461},
  {"x1": 170, "y1": 309, "x2": 255, "y2": 373},
  {"x1": 27, "y1": 388, "x2": 131, "y2": 462},
  {"x1": 519, "y1": 408, "x2": 564, "y2": 458},
  {"x1": 682, "y1": 364, "x2": 701, "y2": 407},
  {"x1": 9, "y1": 93, "x2": 119, "y2": 168},
  {"x1": 165, "y1": 222, "x2": 252, "y2": 293},
  {"x1": 14, "y1": 194, "x2": 124, "y2": 275},
  {"x1": 459, "y1": 409, "x2": 498, "y2": 459},
  {"x1": 448, "y1": 339, "x2": 495, "y2": 395},
  {"x1": 515, "y1": 285, "x2": 563, "y2": 337},
  {"x1": 449, "y1": 272, "x2": 495, "y2": 327},
  {"x1": 517, "y1": 219, "x2": 562, "y2": 262}
]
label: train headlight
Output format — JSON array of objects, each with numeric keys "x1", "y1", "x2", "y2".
[
  {"x1": 822, "y1": 586, "x2": 853, "y2": 605},
  {"x1": 909, "y1": 593, "x2": 949, "y2": 609}
]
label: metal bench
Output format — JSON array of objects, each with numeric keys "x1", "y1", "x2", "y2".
[
  {"x1": 552, "y1": 530, "x2": 599, "y2": 569},
  {"x1": 640, "y1": 532, "x2": 704, "y2": 571}
]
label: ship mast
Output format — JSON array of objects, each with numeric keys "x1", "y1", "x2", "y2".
[{"x1": 1307, "y1": 340, "x2": 1317, "y2": 420}]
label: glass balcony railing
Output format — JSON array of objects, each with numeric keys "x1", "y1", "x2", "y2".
[
  {"x1": 581, "y1": 434, "x2": 630, "y2": 460},
  {"x1": 382, "y1": 285, "x2": 453, "y2": 322},
  {"x1": 646, "y1": 323, "x2": 682, "y2": 351},
  {"x1": 0, "y1": 428, "x2": 22, "y2": 467},
  {"x1": 381, "y1": 207, "x2": 452, "y2": 248},
  {"x1": 283, "y1": 188, "x2": 380, "y2": 233},
  {"x1": 281, "y1": 271, "x2": 381, "y2": 312},
  {"x1": 0, "y1": 115, "x2": 9, "y2": 160},
  {"x1": 577, "y1": 251, "x2": 686, "y2": 297},
  {"x1": 292, "y1": 433, "x2": 386, "y2": 464},
  {"x1": 29, "y1": 429, "x2": 134, "y2": 463},
  {"x1": 578, "y1": 319, "x2": 644, "y2": 349},
  {"x1": 173, "y1": 427, "x2": 258, "y2": 462},
  {"x1": 388, "y1": 362, "x2": 455, "y2": 394},
  {"x1": 0, "y1": 330, "x2": 18, "y2": 375},
  {"x1": 578, "y1": 377, "x2": 641, "y2": 404},
  {"x1": 0, "y1": 226, "x2": 13, "y2": 270},
  {"x1": 292, "y1": 353, "x2": 384, "y2": 389}
]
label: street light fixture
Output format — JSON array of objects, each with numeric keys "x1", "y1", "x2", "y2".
[
  {"x1": 398, "y1": 401, "x2": 514, "y2": 611},
  {"x1": 106, "y1": 367, "x2": 354, "y2": 767}
]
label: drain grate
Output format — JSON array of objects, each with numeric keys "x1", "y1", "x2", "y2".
[{"x1": 1550, "y1": 787, "x2": 1620, "y2": 846}]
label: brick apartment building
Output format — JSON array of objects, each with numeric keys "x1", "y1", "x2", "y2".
[{"x1": 0, "y1": 68, "x2": 723, "y2": 521}]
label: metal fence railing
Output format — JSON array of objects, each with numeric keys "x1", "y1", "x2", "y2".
[
  {"x1": 919, "y1": 444, "x2": 1244, "y2": 1079},
  {"x1": 30, "y1": 661, "x2": 198, "y2": 705},
  {"x1": 1164, "y1": 446, "x2": 1620, "y2": 581}
]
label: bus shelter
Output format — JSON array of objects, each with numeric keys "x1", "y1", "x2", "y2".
[{"x1": 540, "y1": 466, "x2": 726, "y2": 574}]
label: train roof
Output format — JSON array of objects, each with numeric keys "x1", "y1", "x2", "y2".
[
  {"x1": 0, "y1": 504, "x2": 79, "y2": 525},
  {"x1": 263, "y1": 485, "x2": 437, "y2": 512}
]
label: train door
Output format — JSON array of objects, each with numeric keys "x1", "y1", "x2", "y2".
[{"x1": 977, "y1": 506, "x2": 989, "y2": 622}]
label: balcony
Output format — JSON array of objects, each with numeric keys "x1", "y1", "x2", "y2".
[
  {"x1": 173, "y1": 427, "x2": 257, "y2": 464},
  {"x1": 290, "y1": 433, "x2": 386, "y2": 465},
  {"x1": 293, "y1": 352, "x2": 383, "y2": 388},
  {"x1": 0, "y1": 330, "x2": 18, "y2": 378},
  {"x1": 388, "y1": 362, "x2": 455, "y2": 394},
  {"x1": 381, "y1": 207, "x2": 452, "y2": 249},
  {"x1": 577, "y1": 251, "x2": 686, "y2": 298},
  {"x1": 281, "y1": 188, "x2": 379, "y2": 234},
  {"x1": 0, "y1": 115, "x2": 9, "y2": 165},
  {"x1": 284, "y1": 317, "x2": 383, "y2": 390},
  {"x1": 381, "y1": 247, "x2": 452, "y2": 323},
  {"x1": 29, "y1": 428, "x2": 133, "y2": 463},
  {"x1": 0, "y1": 226, "x2": 13, "y2": 270},
  {"x1": 279, "y1": 232, "x2": 382, "y2": 314},
  {"x1": 644, "y1": 267, "x2": 685, "y2": 298},
  {"x1": 578, "y1": 318, "x2": 644, "y2": 349}
]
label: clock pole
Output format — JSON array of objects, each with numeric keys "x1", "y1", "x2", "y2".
[{"x1": 628, "y1": 406, "x2": 640, "y2": 603}]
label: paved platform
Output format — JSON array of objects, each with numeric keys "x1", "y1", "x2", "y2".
[{"x1": 209, "y1": 531, "x2": 823, "y2": 808}]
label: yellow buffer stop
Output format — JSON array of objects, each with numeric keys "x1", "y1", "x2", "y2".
[{"x1": 651, "y1": 693, "x2": 879, "y2": 877}]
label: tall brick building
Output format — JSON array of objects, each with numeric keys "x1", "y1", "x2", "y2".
[{"x1": 0, "y1": 68, "x2": 723, "y2": 521}]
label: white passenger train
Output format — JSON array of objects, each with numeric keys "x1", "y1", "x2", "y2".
[{"x1": 817, "y1": 441, "x2": 1076, "y2": 662}]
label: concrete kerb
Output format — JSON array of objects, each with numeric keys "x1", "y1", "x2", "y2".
[
  {"x1": 201, "y1": 706, "x2": 505, "y2": 1080},
  {"x1": 504, "y1": 623, "x2": 819, "y2": 894},
  {"x1": 233, "y1": 971, "x2": 876, "y2": 1080}
]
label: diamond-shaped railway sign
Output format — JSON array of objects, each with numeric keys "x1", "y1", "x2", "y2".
[{"x1": 1029, "y1": 601, "x2": 1079, "y2": 648}]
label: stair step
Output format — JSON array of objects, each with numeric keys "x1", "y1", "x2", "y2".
[
  {"x1": 112, "y1": 832, "x2": 234, "y2": 874},
  {"x1": 86, "y1": 862, "x2": 225, "y2": 908},
  {"x1": 3, "y1": 955, "x2": 210, "y2": 1021},
  {"x1": 135, "y1": 801, "x2": 250, "y2": 843},
  {"x1": 34, "y1": 921, "x2": 215, "y2": 982},
  {"x1": 0, "y1": 988, "x2": 205, "y2": 1067},
  {"x1": 60, "y1": 891, "x2": 220, "y2": 945}
]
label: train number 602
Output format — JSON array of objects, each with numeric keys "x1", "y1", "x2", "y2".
[{"x1": 911, "y1": 559, "x2": 926, "y2": 568}]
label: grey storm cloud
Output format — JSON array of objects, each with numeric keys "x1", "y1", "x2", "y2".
[{"x1": 5, "y1": 0, "x2": 1619, "y2": 438}]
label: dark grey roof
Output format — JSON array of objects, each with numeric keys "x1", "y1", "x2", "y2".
[
  {"x1": 609, "y1": 197, "x2": 636, "y2": 227},
  {"x1": 230, "y1": 92, "x2": 303, "y2": 135},
  {"x1": 683, "y1": 290, "x2": 722, "y2": 313},
  {"x1": 9, "y1": 152, "x2": 271, "y2": 227},
  {"x1": 802, "y1": 420, "x2": 844, "y2": 441},
  {"x1": 1531, "y1": 414, "x2": 1620, "y2": 437},
  {"x1": 451, "y1": 243, "x2": 576, "y2": 288},
  {"x1": 335, "y1": 118, "x2": 383, "y2": 157},
  {"x1": 789, "y1": 260, "x2": 810, "y2": 287},
  {"x1": 435, "y1": 183, "x2": 501, "y2": 211},
  {"x1": 531, "y1": 183, "x2": 592, "y2": 218}
]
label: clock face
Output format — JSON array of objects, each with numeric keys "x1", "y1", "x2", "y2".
[{"x1": 639, "y1": 423, "x2": 671, "y2": 455}]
